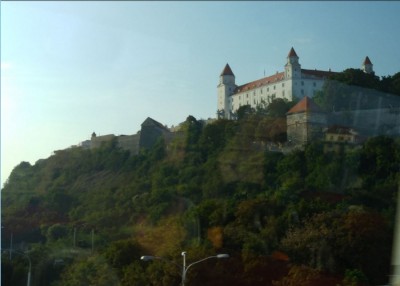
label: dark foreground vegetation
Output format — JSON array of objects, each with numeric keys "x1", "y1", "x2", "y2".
[{"x1": 2, "y1": 70, "x2": 400, "y2": 286}]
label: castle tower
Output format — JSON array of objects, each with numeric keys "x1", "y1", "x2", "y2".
[
  {"x1": 285, "y1": 47, "x2": 301, "y2": 79},
  {"x1": 217, "y1": 63, "x2": 236, "y2": 119},
  {"x1": 361, "y1": 56, "x2": 374, "y2": 74},
  {"x1": 286, "y1": 96, "x2": 327, "y2": 145}
]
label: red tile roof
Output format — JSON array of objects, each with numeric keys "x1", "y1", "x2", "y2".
[
  {"x1": 287, "y1": 96, "x2": 323, "y2": 114},
  {"x1": 220, "y1": 63, "x2": 235, "y2": 76},
  {"x1": 234, "y1": 72, "x2": 285, "y2": 93},
  {"x1": 363, "y1": 56, "x2": 372, "y2": 65},
  {"x1": 301, "y1": 69, "x2": 336, "y2": 79},
  {"x1": 288, "y1": 47, "x2": 298, "y2": 57}
]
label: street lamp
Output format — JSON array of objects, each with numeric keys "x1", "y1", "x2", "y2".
[
  {"x1": 3, "y1": 249, "x2": 31, "y2": 286},
  {"x1": 140, "y1": 251, "x2": 229, "y2": 286}
]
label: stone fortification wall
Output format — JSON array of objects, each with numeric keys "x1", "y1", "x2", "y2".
[
  {"x1": 331, "y1": 108, "x2": 400, "y2": 136},
  {"x1": 86, "y1": 117, "x2": 183, "y2": 155},
  {"x1": 117, "y1": 134, "x2": 140, "y2": 155},
  {"x1": 90, "y1": 134, "x2": 115, "y2": 149}
]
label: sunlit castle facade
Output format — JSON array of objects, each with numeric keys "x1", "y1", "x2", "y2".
[{"x1": 217, "y1": 47, "x2": 374, "y2": 119}]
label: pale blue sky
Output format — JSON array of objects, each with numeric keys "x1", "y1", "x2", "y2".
[{"x1": 1, "y1": 1, "x2": 400, "y2": 186}]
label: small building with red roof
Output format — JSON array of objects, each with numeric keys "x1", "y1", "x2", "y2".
[{"x1": 286, "y1": 96, "x2": 327, "y2": 144}]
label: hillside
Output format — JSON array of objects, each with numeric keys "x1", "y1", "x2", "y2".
[{"x1": 1, "y1": 113, "x2": 400, "y2": 286}]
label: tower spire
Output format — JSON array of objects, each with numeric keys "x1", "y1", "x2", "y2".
[
  {"x1": 288, "y1": 47, "x2": 298, "y2": 58},
  {"x1": 220, "y1": 63, "x2": 234, "y2": 76},
  {"x1": 285, "y1": 47, "x2": 301, "y2": 79},
  {"x1": 361, "y1": 56, "x2": 374, "y2": 74}
]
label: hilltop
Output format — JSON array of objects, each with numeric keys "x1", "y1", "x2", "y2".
[{"x1": 2, "y1": 107, "x2": 399, "y2": 285}]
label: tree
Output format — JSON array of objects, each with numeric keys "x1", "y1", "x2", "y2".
[
  {"x1": 273, "y1": 264, "x2": 343, "y2": 286},
  {"x1": 266, "y1": 98, "x2": 293, "y2": 118},
  {"x1": 104, "y1": 239, "x2": 143, "y2": 271},
  {"x1": 57, "y1": 255, "x2": 120, "y2": 286},
  {"x1": 236, "y1": 105, "x2": 254, "y2": 120},
  {"x1": 46, "y1": 223, "x2": 69, "y2": 242},
  {"x1": 359, "y1": 136, "x2": 400, "y2": 188}
]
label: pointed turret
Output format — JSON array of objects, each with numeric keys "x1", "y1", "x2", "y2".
[
  {"x1": 220, "y1": 63, "x2": 235, "y2": 76},
  {"x1": 361, "y1": 56, "x2": 374, "y2": 74},
  {"x1": 285, "y1": 47, "x2": 301, "y2": 79},
  {"x1": 218, "y1": 63, "x2": 236, "y2": 119},
  {"x1": 363, "y1": 56, "x2": 372, "y2": 65},
  {"x1": 288, "y1": 47, "x2": 298, "y2": 58}
]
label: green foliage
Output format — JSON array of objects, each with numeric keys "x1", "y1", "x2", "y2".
[
  {"x1": 104, "y1": 239, "x2": 142, "y2": 270},
  {"x1": 359, "y1": 136, "x2": 400, "y2": 187},
  {"x1": 56, "y1": 255, "x2": 120, "y2": 286},
  {"x1": 46, "y1": 224, "x2": 69, "y2": 242},
  {"x1": 266, "y1": 98, "x2": 295, "y2": 118},
  {"x1": 342, "y1": 269, "x2": 368, "y2": 286},
  {"x1": 1, "y1": 113, "x2": 398, "y2": 286},
  {"x1": 236, "y1": 105, "x2": 254, "y2": 120}
]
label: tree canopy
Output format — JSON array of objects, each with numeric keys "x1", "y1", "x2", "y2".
[{"x1": 2, "y1": 109, "x2": 399, "y2": 286}]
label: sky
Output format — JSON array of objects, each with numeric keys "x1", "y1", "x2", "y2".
[{"x1": 1, "y1": 1, "x2": 400, "y2": 187}]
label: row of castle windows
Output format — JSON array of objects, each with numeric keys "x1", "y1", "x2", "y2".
[
  {"x1": 238, "y1": 84, "x2": 283, "y2": 100},
  {"x1": 233, "y1": 81, "x2": 318, "y2": 98}
]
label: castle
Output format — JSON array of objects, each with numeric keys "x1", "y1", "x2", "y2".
[
  {"x1": 76, "y1": 47, "x2": 398, "y2": 154},
  {"x1": 217, "y1": 47, "x2": 374, "y2": 119}
]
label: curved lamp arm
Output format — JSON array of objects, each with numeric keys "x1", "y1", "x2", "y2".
[
  {"x1": 141, "y1": 253, "x2": 229, "y2": 286},
  {"x1": 185, "y1": 254, "x2": 229, "y2": 274},
  {"x1": 140, "y1": 255, "x2": 182, "y2": 272},
  {"x1": 182, "y1": 254, "x2": 229, "y2": 285}
]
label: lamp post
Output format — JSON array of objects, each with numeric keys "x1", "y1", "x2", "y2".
[
  {"x1": 3, "y1": 249, "x2": 32, "y2": 286},
  {"x1": 141, "y1": 251, "x2": 229, "y2": 286}
]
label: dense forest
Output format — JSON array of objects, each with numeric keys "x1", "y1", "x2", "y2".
[{"x1": 2, "y1": 70, "x2": 400, "y2": 286}]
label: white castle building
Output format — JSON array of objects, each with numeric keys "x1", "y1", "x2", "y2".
[{"x1": 217, "y1": 47, "x2": 374, "y2": 119}]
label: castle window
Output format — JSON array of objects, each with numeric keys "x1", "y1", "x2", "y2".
[
  {"x1": 282, "y1": 83, "x2": 285, "y2": 87},
  {"x1": 246, "y1": 94, "x2": 248, "y2": 98},
  {"x1": 273, "y1": 85, "x2": 276, "y2": 90},
  {"x1": 282, "y1": 90, "x2": 285, "y2": 97},
  {"x1": 313, "y1": 82, "x2": 316, "y2": 87},
  {"x1": 301, "y1": 89, "x2": 304, "y2": 95},
  {"x1": 261, "y1": 89, "x2": 263, "y2": 94},
  {"x1": 267, "y1": 87, "x2": 269, "y2": 92},
  {"x1": 301, "y1": 81, "x2": 304, "y2": 86}
]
